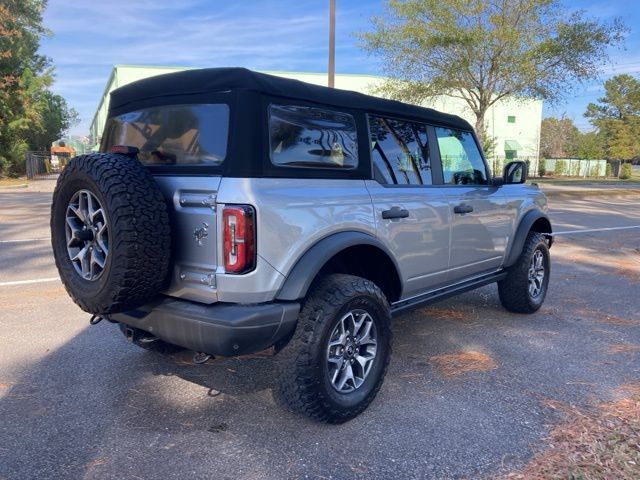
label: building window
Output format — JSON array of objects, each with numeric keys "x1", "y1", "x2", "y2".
[
  {"x1": 507, "y1": 115, "x2": 516, "y2": 124},
  {"x1": 504, "y1": 140, "x2": 521, "y2": 161}
]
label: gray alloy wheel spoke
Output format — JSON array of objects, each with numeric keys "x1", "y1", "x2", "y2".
[
  {"x1": 327, "y1": 309, "x2": 378, "y2": 393},
  {"x1": 357, "y1": 320, "x2": 376, "y2": 346},
  {"x1": 336, "y1": 363, "x2": 355, "y2": 391},
  {"x1": 68, "y1": 204, "x2": 84, "y2": 223},
  {"x1": 92, "y1": 249, "x2": 106, "y2": 269},
  {"x1": 528, "y1": 250, "x2": 545, "y2": 298},
  {"x1": 65, "y1": 189, "x2": 109, "y2": 281}
]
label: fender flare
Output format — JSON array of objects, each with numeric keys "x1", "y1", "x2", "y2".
[
  {"x1": 504, "y1": 210, "x2": 552, "y2": 268},
  {"x1": 275, "y1": 231, "x2": 402, "y2": 301}
]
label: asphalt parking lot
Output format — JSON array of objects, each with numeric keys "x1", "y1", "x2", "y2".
[{"x1": 1, "y1": 184, "x2": 639, "y2": 479}]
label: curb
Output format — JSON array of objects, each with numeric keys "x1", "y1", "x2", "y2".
[{"x1": 0, "y1": 183, "x2": 28, "y2": 190}]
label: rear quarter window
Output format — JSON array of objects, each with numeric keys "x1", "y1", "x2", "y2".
[
  {"x1": 268, "y1": 104, "x2": 358, "y2": 169},
  {"x1": 102, "y1": 103, "x2": 229, "y2": 165}
]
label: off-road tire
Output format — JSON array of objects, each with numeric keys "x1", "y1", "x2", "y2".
[
  {"x1": 276, "y1": 274, "x2": 392, "y2": 423},
  {"x1": 51, "y1": 153, "x2": 171, "y2": 314},
  {"x1": 498, "y1": 232, "x2": 550, "y2": 313}
]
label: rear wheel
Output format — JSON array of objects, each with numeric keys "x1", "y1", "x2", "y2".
[
  {"x1": 498, "y1": 232, "x2": 550, "y2": 313},
  {"x1": 276, "y1": 274, "x2": 392, "y2": 423}
]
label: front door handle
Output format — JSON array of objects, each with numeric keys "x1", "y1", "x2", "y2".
[
  {"x1": 382, "y1": 206, "x2": 409, "y2": 220},
  {"x1": 453, "y1": 204, "x2": 474, "y2": 214}
]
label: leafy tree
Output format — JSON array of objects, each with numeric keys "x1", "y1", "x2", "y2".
[
  {"x1": 478, "y1": 124, "x2": 497, "y2": 157},
  {"x1": 585, "y1": 74, "x2": 640, "y2": 161},
  {"x1": 540, "y1": 116, "x2": 579, "y2": 158},
  {"x1": 575, "y1": 131, "x2": 604, "y2": 161},
  {"x1": 26, "y1": 91, "x2": 79, "y2": 151},
  {"x1": 359, "y1": 0, "x2": 625, "y2": 142},
  {"x1": 0, "y1": 1, "x2": 76, "y2": 175},
  {"x1": 0, "y1": 1, "x2": 49, "y2": 171}
]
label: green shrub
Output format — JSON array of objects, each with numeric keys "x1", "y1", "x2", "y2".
[
  {"x1": 620, "y1": 163, "x2": 633, "y2": 180},
  {"x1": 554, "y1": 160, "x2": 566, "y2": 176},
  {"x1": 589, "y1": 165, "x2": 600, "y2": 178},
  {"x1": 538, "y1": 158, "x2": 546, "y2": 177},
  {"x1": 606, "y1": 163, "x2": 612, "y2": 177},
  {"x1": 0, "y1": 156, "x2": 10, "y2": 177}
]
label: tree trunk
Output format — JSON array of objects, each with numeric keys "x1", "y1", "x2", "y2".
[{"x1": 474, "y1": 111, "x2": 487, "y2": 144}]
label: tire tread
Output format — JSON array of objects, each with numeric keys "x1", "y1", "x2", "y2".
[
  {"x1": 51, "y1": 153, "x2": 171, "y2": 314},
  {"x1": 498, "y1": 232, "x2": 549, "y2": 313},
  {"x1": 277, "y1": 274, "x2": 391, "y2": 423}
]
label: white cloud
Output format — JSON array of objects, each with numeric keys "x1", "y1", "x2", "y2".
[{"x1": 41, "y1": 0, "x2": 373, "y2": 134}]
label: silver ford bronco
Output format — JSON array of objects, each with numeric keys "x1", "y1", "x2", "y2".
[{"x1": 51, "y1": 68, "x2": 552, "y2": 422}]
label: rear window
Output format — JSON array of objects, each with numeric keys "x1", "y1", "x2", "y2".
[
  {"x1": 102, "y1": 104, "x2": 229, "y2": 165},
  {"x1": 269, "y1": 104, "x2": 358, "y2": 169}
]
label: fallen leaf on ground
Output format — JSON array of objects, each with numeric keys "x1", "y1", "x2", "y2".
[
  {"x1": 501, "y1": 383, "x2": 640, "y2": 479},
  {"x1": 608, "y1": 343, "x2": 640, "y2": 354},
  {"x1": 428, "y1": 351, "x2": 497, "y2": 377}
]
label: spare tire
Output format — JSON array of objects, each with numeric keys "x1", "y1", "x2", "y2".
[{"x1": 50, "y1": 153, "x2": 171, "y2": 314}]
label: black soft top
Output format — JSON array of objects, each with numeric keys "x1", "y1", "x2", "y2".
[{"x1": 109, "y1": 67, "x2": 471, "y2": 130}]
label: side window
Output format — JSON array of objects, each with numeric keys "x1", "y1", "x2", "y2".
[
  {"x1": 368, "y1": 116, "x2": 432, "y2": 185},
  {"x1": 269, "y1": 104, "x2": 358, "y2": 169},
  {"x1": 434, "y1": 127, "x2": 488, "y2": 185}
]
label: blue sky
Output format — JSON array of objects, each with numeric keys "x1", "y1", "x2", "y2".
[{"x1": 40, "y1": 0, "x2": 640, "y2": 136}]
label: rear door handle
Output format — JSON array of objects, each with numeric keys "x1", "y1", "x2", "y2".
[
  {"x1": 453, "y1": 204, "x2": 474, "y2": 214},
  {"x1": 382, "y1": 206, "x2": 409, "y2": 220}
]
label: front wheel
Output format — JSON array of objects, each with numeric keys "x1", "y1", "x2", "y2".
[
  {"x1": 276, "y1": 274, "x2": 392, "y2": 423},
  {"x1": 498, "y1": 232, "x2": 550, "y2": 313}
]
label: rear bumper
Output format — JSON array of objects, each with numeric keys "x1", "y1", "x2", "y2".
[{"x1": 111, "y1": 297, "x2": 300, "y2": 356}]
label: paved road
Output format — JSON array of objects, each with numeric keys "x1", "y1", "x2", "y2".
[{"x1": 1, "y1": 188, "x2": 639, "y2": 479}]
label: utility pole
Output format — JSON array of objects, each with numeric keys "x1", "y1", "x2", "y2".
[{"x1": 328, "y1": 0, "x2": 335, "y2": 88}]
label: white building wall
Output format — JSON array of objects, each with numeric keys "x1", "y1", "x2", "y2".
[{"x1": 90, "y1": 66, "x2": 542, "y2": 168}]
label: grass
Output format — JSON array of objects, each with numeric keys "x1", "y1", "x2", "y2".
[
  {"x1": 0, "y1": 177, "x2": 28, "y2": 187},
  {"x1": 532, "y1": 177, "x2": 640, "y2": 186},
  {"x1": 532, "y1": 167, "x2": 640, "y2": 185},
  {"x1": 502, "y1": 384, "x2": 640, "y2": 479}
]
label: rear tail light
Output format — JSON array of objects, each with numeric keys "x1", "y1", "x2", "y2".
[
  {"x1": 222, "y1": 205, "x2": 256, "y2": 274},
  {"x1": 108, "y1": 145, "x2": 139, "y2": 155}
]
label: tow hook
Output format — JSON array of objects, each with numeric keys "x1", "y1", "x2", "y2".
[
  {"x1": 193, "y1": 352, "x2": 213, "y2": 364},
  {"x1": 89, "y1": 315, "x2": 103, "y2": 325},
  {"x1": 121, "y1": 325, "x2": 160, "y2": 345},
  {"x1": 122, "y1": 326, "x2": 136, "y2": 342}
]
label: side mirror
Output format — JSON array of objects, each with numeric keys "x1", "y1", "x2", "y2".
[{"x1": 503, "y1": 161, "x2": 527, "y2": 184}]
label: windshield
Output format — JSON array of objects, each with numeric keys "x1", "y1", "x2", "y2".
[{"x1": 102, "y1": 103, "x2": 229, "y2": 166}]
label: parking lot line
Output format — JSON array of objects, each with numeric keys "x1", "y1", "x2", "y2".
[
  {"x1": 0, "y1": 277, "x2": 59, "y2": 287},
  {"x1": 552, "y1": 225, "x2": 640, "y2": 235},
  {"x1": 0, "y1": 238, "x2": 51, "y2": 244}
]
